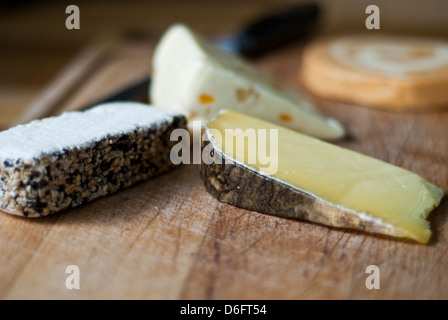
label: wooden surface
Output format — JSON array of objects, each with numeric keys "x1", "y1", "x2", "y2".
[
  {"x1": 1, "y1": 1, "x2": 448, "y2": 300},
  {"x1": 1, "y1": 36, "x2": 447, "y2": 300}
]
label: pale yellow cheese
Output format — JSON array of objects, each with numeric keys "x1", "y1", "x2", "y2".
[
  {"x1": 206, "y1": 110, "x2": 444, "y2": 243},
  {"x1": 151, "y1": 24, "x2": 345, "y2": 140}
]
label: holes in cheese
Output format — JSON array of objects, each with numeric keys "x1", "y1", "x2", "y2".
[
  {"x1": 201, "y1": 109, "x2": 444, "y2": 243},
  {"x1": 199, "y1": 94, "x2": 215, "y2": 104},
  {"x1": 279, "y1": 113, "x2": 293, "y2": 123}
]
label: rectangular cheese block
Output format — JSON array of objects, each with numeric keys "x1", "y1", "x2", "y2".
[
  {"x1": 151, "y1": 24, "x2": 345, "y2": 140},
  {"x1": 202, "y1": 109, "x2": 444, "y2": 243},
  {"x1": 0, "y1": 102, "x2": 186, "y2": 217}
]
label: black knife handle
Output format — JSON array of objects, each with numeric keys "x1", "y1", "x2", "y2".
[{"x1": 235, "y1": 3, "x2": 321, "y2": 58}]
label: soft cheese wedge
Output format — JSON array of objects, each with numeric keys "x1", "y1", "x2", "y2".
[
  {"x1": 201, "y1": 109, "x2": 444, "y2": 243},
  {"x1": 0, "y1": 103, "x2": 186, "y2": 217},
  {"x1": 151, "y1": 24, "x2": 345, "y2": 140}
]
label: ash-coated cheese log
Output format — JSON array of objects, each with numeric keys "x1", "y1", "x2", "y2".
[{"x1": 0, "y1": 102, "x2": 186, "y2": 217}]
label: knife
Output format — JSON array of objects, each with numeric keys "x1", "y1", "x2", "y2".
[
  {"x1": 10, "y1": 3, "x2": 321, "y2": 127},
  {"x1": 81, "y1": 3, "x2": 321, "y2": 110}
]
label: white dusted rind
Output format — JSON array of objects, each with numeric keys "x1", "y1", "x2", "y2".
[
  {"x1": 151, "y1": 24, "x2": 345, "y2": 140},
  {"x1": 0, "y1": 103, "x2": 178, "y2": 160},
  {"x1": 0, "y1": 102, "x2": 186, "y2": 217}
]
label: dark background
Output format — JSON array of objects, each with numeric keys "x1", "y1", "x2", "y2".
[{"x1": 0, "y1": 0, "x2": 447, "y2": 128}]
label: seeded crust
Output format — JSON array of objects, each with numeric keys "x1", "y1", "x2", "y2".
[{"x1": 0, "y1": 115, "x2": 186, "y2": 217}]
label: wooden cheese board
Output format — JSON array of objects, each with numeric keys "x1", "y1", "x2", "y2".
[{"x1": 1, "y1": 37, "x2": 447, "y2": 300}]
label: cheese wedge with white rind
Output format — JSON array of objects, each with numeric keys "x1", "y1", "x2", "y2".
[
  {"x1": 201, "y1": 109, "x2": 444, "y2": 243},
  {"x1": 0, "y1": 103, "x2": 186, "y2": 217},
  {"x1": 151, "y1": 24, "x2": 345, "y2": 140}
]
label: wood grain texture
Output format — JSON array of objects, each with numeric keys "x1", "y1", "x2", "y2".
[
  {"x1": 1, "y1": 165, "x2": 216, "y2": 299},
  {"x1": 11, "y1": 41, "x2": 114, "y2": 126},
  {"x1": 1, "y1": 38, "x2": 448, "y2": 300}
]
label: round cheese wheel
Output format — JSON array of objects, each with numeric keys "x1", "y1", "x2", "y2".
[{"x1": 301, "y1": 35, "x2": 448, "y2": 111}]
